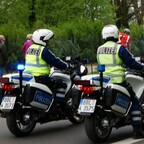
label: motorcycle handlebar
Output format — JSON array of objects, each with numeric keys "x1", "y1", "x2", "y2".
[{"x1": 126, "y1": 68, "x2": 144, "y2": 77}]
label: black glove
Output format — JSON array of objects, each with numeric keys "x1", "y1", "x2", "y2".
[{"x1": 66, "y1": 64, "x2": 74, "y2": 73}]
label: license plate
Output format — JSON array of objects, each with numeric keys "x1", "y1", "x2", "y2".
[
  {"x1": 78, "y1": 99, "x2": 96, "y2": 113},
  {"x1": 1, "y1": 96, "x2": 16, "y2": 110}
]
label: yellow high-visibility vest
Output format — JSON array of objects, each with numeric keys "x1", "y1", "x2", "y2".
[
  {"x1": 97, "y1": 41, "x2": 125, "y2": 83},
  {"x1": 24, "y1": 44, "x2": 50, "y2": 76}
]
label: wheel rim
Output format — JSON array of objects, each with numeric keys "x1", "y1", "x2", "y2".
[
  {"x1": 95, "y1": 115, "x2": 111, "y2": 138},
  {"x1": 15, "y1": 108, "x2": 36, "y2": 133}
]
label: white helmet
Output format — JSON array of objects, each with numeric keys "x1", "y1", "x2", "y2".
[
  {"x1": 32, "y1": 29, "x2": 54, "y2": 46},
  {"x1": 124, "y1": 28, "x2": 130, "y2": 34},
  {"x1": 102, "y1": 24, "x2": 119, "y2": 40}
]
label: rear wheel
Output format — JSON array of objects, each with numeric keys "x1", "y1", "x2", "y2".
[
  {"x1": 85, "y1": 113, "x2": 112, "y2": 143},
  {"x1": 6, "y1": 106, "x2": 36, "y2": 137}
]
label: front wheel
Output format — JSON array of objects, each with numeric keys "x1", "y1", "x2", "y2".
[
  {"x1": 6, "y1": 106, "x2": 36, "y2": 137},
  {"x1": 85, "y1": 113, "x2": 112, "y2": 143}
]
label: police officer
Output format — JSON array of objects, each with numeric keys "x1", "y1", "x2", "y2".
[
  {"x1": 97, "y1": 24, "x2": 144, "y2": 139},
  {"x1": 0, "y1": 35, "x2": 8, "y2": 77},
  {"x1": 24, "y1": 29, "x2": 68, "y2": 88}
]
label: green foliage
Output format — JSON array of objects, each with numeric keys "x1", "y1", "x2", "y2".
[
  {"x1": 129, "y1": 25, "x2": 144, "y2": 56},
  {"x1": 36, "y1": 0, "x2": 84, "y2": 26},
  {"x1": 0, "y1": 22, "x2": 33, "y2": 65},
  {"x1": 83, "y1": 0, "x2": 115, "y2": 23},
  {"x1": 0, "y1": 0, "x2": 31, "y2": 27},
  {"x1": 0, "y1": 0, "x2": 143, "y2": 69},
  {"x1": 50, "y1": 18, "x2": 105, "y2": 62}
]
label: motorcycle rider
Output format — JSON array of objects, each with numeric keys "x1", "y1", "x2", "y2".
[
  {"x1": 24, "y1": 29, "x2": 69, "y2": 88},
  {"x1": 97, "y1": 24, "x2": 144, "y2": 139}
]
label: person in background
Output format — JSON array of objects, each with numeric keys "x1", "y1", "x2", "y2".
[
  {"x1": 24, "y1": 29, "x2": 69, "y2": 88},
  {"x1": 0, "y1": 35, "x2": 8, "y2": 77},
  {"x1": 22, "y1": 34, "x2": 33, "y2": 57},
  {"x1": 97, "y1": 24, "x2": 144, "y2": 139},
  {"x1": 118, "y1": 28, "x2": 132, "y2": 51},
  {"x1": 0, "y1": 35, "x2": 8, "y2": 108}
]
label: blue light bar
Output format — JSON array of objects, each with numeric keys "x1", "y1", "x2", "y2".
[
  {"x1": 17, "y1": 64, "x2": 25, "y2": 71},
  {"x1": 97, "y1": 65, "x2": 105, "y2": 72}
]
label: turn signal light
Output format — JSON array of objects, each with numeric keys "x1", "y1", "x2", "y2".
[{"x1": 1, "y1": 83, "x2": 15, "y2": 92}]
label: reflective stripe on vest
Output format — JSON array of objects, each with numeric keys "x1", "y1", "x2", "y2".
[
  {"x1": 24, "y1": 44, "x2": 50, "y2": 76},
  {"x1": 97, "y1": 41, "x2": 125, "y2": 83},
  {"x1": 126, "y1": 35, "x2": 130, "y2": 47}
]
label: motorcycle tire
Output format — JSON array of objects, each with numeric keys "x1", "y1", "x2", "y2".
[
  {"x1": 6, "y1": 105, "x2": 36, "y2": 137},
  {"x1": 85, "y1": 114, "x2": 112, "y2": 143}
]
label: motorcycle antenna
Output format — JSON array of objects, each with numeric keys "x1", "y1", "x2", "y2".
[
  {"x1": 17, "y1": 63, "x2": 25, "y2": 95},
  {"x1": 97, "y1": 65, "x2": 105, "y2": 105}
]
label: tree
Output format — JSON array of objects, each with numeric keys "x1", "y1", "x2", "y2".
[
  {"x1": 132, "y1": 0, "x2": 144, "y2": 25},
  {"x1": 0, "y1": 0, "x2": 144, "y2": 65},
  {"x1": 0, "y1": 0, "x2": 30, "y2": 26},
  {"x1": 35, "y1": 0, "x2": 84, "y2": 26},
  {"x1": 83, "y1": 0, "x2": 115, "y2": 23},
  {"x1": 110, "y1": 0, "x2": 144, "y2": 28},
  {"x1": 28, "y1": 0, "x2": 36, "y2": 27}
]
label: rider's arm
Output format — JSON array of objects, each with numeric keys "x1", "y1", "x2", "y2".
[
  {"x1": 41, "y1": 47, "x2": 68, "y2": 70},
  {"x1": 119, "y1": 45, "x2": 144, "y2": 70}
]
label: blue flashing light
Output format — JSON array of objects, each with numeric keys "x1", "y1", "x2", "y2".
[
  {"x1": 97, "y1": 65, "x2": 105, "y2": 72},
  {"x1": 17, "y1": 64, "x2": 25, "y2": 71}
]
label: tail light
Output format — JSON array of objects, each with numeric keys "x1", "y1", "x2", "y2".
[
  {"x1": 1, "y1": 83, "x2": 15, "y2": 92},
  {"x1": 74, "y1": 80, "x2": 97, "y2": 94},
  {"x1": 79, "y1": 86, "x2": 97, "y2": 94}
]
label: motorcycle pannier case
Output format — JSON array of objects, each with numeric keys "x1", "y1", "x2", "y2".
[
  {"x1": 23, "y1": 82, "x2": 53, "y2": 110},
  {"x1": 103, "y1": 84, "x2": 131, "y2": 115},
  {"x1": 71, "y1": 86, "x2": 82, "y2": 108}
]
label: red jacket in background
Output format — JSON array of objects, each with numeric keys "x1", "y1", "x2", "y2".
[{"x1": 118, "y1": 32, "x2": 132, "y2": 51}]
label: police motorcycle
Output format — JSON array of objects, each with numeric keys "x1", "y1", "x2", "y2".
[
  {"x1": 74, "y1": 64, "x2": 144, "y2": 143},
  {"x1": 0, "y1": 56, "x2": 88, "y2": 137}
]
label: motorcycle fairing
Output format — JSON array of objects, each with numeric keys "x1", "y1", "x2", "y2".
[
  {"x1": 126, "y1": 74, "x2": 144, "y2": 99},
  {"x1": 2, "y1": 73, "x2": 35, "y2": 86},
  {"x1": 50, "y1": 72, "x2": 72, "y2": 98},
  {"x1": 32, "y1": 90, "x2": 53, "y2": 108},
  {"x1": 24, "y1": 82, "x2": 53, "y2": 110},
  {"x1": 81, "y1": 74, "x2": 111, "y2": 88},
  {"x1": 104, "y1": 84, "x2": 131, "y2": 115}
]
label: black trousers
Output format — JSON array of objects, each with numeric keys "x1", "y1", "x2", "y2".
[
  {"x1": 34, "y1": 75, "x2": 53, "y2": 89},
  {"x1": 118, "y1": 81, "x2": 142, "y2": 127}
]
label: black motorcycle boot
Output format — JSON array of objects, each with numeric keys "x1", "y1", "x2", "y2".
[{"x1": 133, "y1": 127, "x2": 144, "y2": 139}]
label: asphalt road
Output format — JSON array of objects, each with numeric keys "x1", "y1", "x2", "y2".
[{"x1": 0, "y1": 117, "x2": 144, "y2": 144}]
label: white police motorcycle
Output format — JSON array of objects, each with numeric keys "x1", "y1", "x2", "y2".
[
  {"x1": 74, "y1": 65, "x2": 144, "y2": 143},
  {"x1": 0, "y1": 56, "x2": 88, "y2": 137}
]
